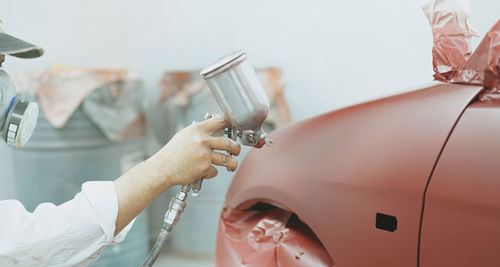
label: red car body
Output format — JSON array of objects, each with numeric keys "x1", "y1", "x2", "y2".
[{"x1": 215, "y1": 83, "x2": 500, "y2": 266}]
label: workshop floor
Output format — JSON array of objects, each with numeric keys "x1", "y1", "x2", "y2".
[{"x1": 155, "y1": 252, "x2": 214, "y2": 267}]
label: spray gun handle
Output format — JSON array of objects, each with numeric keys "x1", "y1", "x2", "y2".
[{"x1": 186, "y1": 113, "x2": 229, "y2": 197}]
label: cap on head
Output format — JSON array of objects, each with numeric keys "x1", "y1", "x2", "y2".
[{"x1": 0, "y1": 18, "x2": 44, "y2": 59}]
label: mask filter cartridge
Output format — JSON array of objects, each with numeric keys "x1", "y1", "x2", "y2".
[{"x1": 0, "y1": 69, "x2": 39, "y2": 148}]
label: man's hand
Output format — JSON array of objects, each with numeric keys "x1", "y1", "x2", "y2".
[
  {"x1": 113, "y1": 115, "x2": 241, "y2": 235},
  {"x1": 144, "y1": 115, "x2": 241, "y2": 187}
]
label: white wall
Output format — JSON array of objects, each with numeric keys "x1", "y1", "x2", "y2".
[
  {"x1": 0, "y1": 0, "x2": 498, "y2": 198},
  {"x1": 0, "y1": 0, "x2": 497, "y2": 121}
]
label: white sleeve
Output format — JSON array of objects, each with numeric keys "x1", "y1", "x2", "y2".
[{"x1": 0, "y1": 181, "x2": 135, "y2": 267}]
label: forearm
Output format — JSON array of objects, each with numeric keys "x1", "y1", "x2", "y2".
[
  {"x1": 113, "y1": 116, "x2": 240, "y2": 236},
  {"x1": 114, "y1": 161, "x2": 173, "y2": 235}
]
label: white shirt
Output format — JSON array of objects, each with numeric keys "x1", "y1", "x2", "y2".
[{"x1": 0, "y1": 181, "x2": 134, "y2": 266}]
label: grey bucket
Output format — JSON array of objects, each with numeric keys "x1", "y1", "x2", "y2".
[{"x1": 11, "y1": 106, "x2": 149, "y2": 267}]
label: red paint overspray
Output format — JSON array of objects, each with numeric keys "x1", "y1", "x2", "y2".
[{"x1": 216, "y1": 205, "x2": 334, "y2": 267}]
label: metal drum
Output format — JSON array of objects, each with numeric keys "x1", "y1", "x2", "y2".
[
  {"x1": 0, "y1": 142, "x2": 16, "y2": 199},
  {"x1": 11, "y1": 106, "x2": 149, "y2": 267}
]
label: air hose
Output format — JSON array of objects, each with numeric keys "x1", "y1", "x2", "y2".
[{"x1": 142, "y1": 185, "x2": 191, "y2": 267}]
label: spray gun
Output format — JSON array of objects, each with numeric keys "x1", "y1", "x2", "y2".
[{"x1": 143, "y1": 50, "x2": 272, "y2": 267}]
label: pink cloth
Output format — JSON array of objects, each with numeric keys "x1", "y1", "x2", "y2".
[
  {"x1": 12, "y1": 66, "x2": 145, "y2": 141},
  {"x1": 36, "y1": 67, "x2": 131, "y2": 128}
]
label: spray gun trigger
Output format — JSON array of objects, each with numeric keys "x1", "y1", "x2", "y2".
[{"x1": 191, "y1": 178, "x2": 203, "y2": 197}]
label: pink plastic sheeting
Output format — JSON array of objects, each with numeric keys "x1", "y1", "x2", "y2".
[
  {"x1": 421, "y1": 0, "x2": 477, "y2": 82},
  {"x1": 451, "y1": 20, "x2": 500, "y2": 100},
  {"x1": 422, "y1": 0, "x2": 500, "y2": 100},
  {"x1": 216, "y1": 205, "x2": 334, "y2": 267}
]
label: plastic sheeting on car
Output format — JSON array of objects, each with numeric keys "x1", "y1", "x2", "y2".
[
  {"x1": 421, "y1": 0, "x2": 477, "y2": 82},
  {"x1": 451, "y1": 20, "x2": 500, "y2": 101},
  {"x1": 216, "y1": 204, "x2": 334, "y2": 267},
  {"x1": 422, "y1": 0, "x2": 500, "y2": 100}
]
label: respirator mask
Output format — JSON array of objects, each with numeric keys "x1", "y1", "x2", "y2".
[{"x1": 0, "y1": 69, "x2": 39, "y2": 148}]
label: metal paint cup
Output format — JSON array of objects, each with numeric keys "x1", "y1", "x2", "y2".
[{"x1": 200, "y1": 50, "x2": 270, "y2": 132}]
